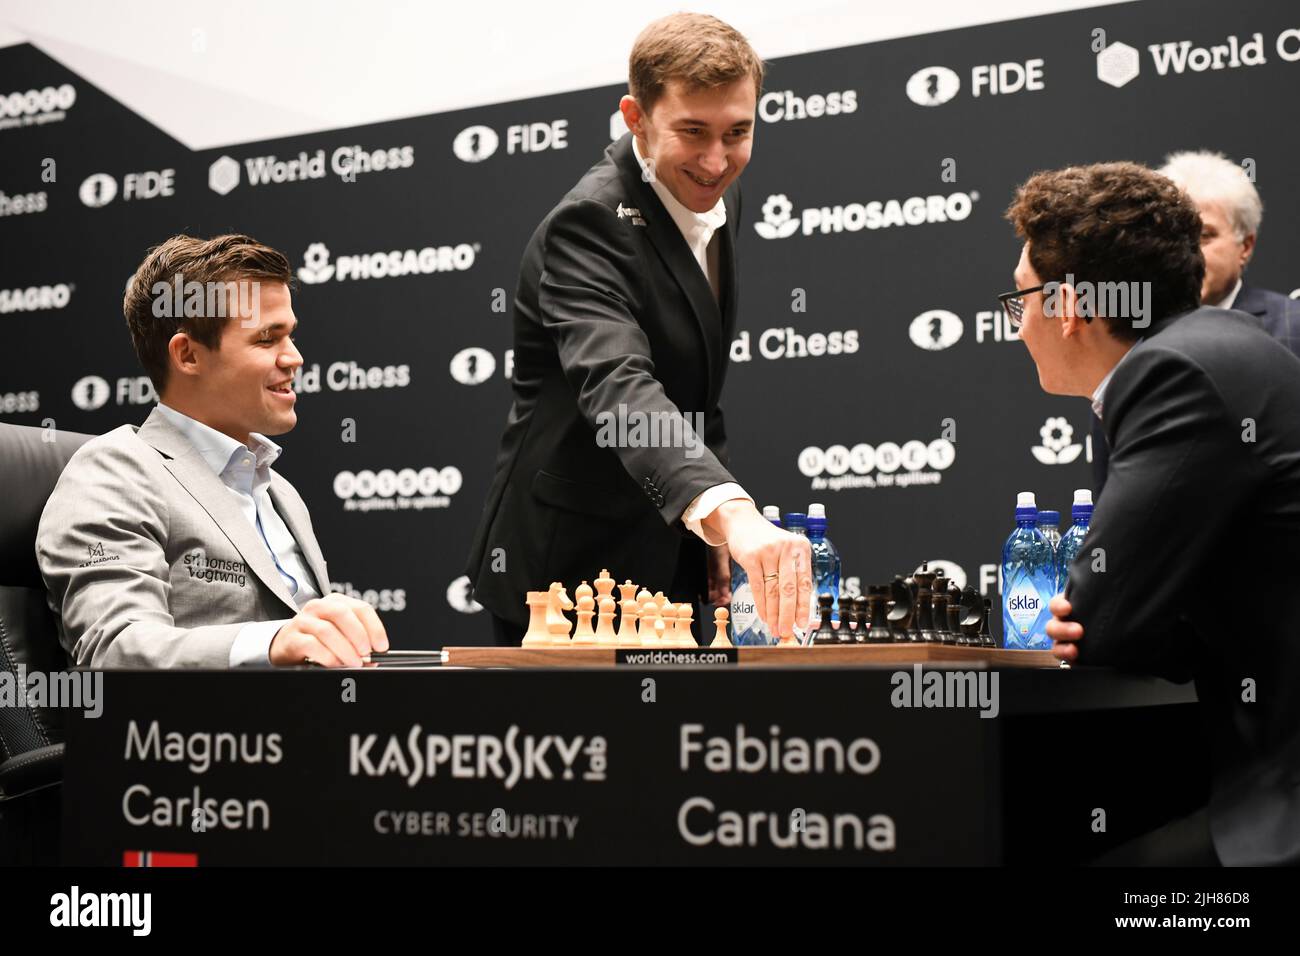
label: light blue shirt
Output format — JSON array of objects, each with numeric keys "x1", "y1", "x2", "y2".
[
  {"x1": 154, "y1": 403, "x2": 319, "y2": 666},
  {"x1": 1091, "y1": 338, "x2": 1144, "y2": 421}
]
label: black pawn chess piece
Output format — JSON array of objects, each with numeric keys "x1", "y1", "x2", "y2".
[
  {"x1": 946, "y1": 604, "x2": 962, "y2": 644},
  {"x1": 888, "y1": 575, "x2": 913, "y2": 642},
  {"x1": 811, "y1": 593, "x2": 837, "y2": 645},
  {"x1": 980, "y1": 598, "x2": 995, "y2": 648},
  {"x1": 866, "y1": 585, "x2": 892, "y2": 644},
  {"x1": 850, "y1": 595, "x2": 869, "y2": 644}
]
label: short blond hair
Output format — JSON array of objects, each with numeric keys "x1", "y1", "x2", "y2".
[
  {"x1": 1159, "y1": 150, "x2": 1263, "y2": 240},
  {"x1": 629, "y1": 13, "x2": 765, "y2": 115}
]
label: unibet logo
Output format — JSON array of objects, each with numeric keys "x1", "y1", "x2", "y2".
[
  {"x1": 1097, "y1": 42, "x2": 1141, "y2": 87},
  {"x1": 453, "y1": 125, "x2": 499, "y2": 162},
  {"x1": 798, "y1": 439, "x2": 955, "y2": 492},
  {"x1": 909, "y1": 310, "x2": 963, "y2": 350},
  {"x1": 333, "y1": 467, "x2": 462, "y2": 513},
  {"x1": 906, "y1": 66, "x2": 960, "y2": 106},
  {"x1": 758, "y1": 88, "x2": 857, "y2": 123},
  {"x1": 755, "y1": 191, "x2": 976, "y2": 239},
  {"x1": 1032, "y1": 416, "x2": 1083, "y2": 465},
  {"x1": 71, "y1": 375, "x2": 110, "y2": 411},
  {"x1": 449, "y1": 347, "x2": 496, "y2": 385},
  {"x1": 208, "y1": 156, "x2": 240, "y2": 195},
  {"x1": 0, "y1": 284, "x2": 72, "y2": 314},
  {"x1": 297, "y1": 240, "x2": 477, "y2": 284},
  {"x1": 447, "y1": 575, "x2": 484, "y2": 614},
  {"x1": 0, "y1": 84, "x2": 76, "y2": 129}
]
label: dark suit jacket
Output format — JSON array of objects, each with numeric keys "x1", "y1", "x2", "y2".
[
  {"x1": 466, "y1": 134, "x2": 740, "y2": 627},
  {"x1": 1090, "y1": 282, "x2": 1298, "y2": 497},
  {"x1": 1065, "y1": 306, "x2": 1300, "y2": 865}
]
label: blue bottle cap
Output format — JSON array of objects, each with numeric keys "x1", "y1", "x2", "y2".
[
  {"x1": 1038, "y1": 510, "x2": 1060, "y2": 526},
  {"x1": 785, "y1": 512, "x2": 807, "y2": 531}
]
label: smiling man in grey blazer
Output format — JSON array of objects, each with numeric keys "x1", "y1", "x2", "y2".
[{"x1": 37, "y1": 233, "x2": 388, "y2": 668}]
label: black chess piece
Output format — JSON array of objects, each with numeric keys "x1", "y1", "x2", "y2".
[
  {"x1": 947, "y1": 583, "x2": 965, "y2": 645},
  {"x1": 887, "y1": 575, "x2": 913, "y2": 642},
  {"x1": 931, "y1": 570, "x2": 951, "y2": 643},
  {"x1": 851, "y1": 594, "x2": 870, "y2": 644},
  {"x1": 980, "y1": 598, "x2": 995, "y2": 648},
  {"x1": 958, "y1": 586, "x2": 983, "y2": 645},
  {"x1": 866, "y1": 585, "x2": 892, "y2": 643},
  {"x1": 811, "y1": 593, "x2": 837, "y2": 645},
  {"x1": 910, "y1": 563, "x2": 940, "y2": 643}
]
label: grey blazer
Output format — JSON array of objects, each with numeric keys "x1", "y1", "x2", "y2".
[{"x1": 36, "y1": 406, "x2": 330, "y2": 668}]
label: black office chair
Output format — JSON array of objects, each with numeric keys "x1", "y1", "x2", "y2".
[{"x1": 0, "y1": 421, "x2": 92, "y2": 865}]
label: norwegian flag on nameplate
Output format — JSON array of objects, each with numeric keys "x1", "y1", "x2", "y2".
[{"x1": 123, "y1": 850, "x2": 198, "y2": 867}]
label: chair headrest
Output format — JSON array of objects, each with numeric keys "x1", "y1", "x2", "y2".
[{"x1": 0, "y1": 423, "x2": 93, "y2": 588}]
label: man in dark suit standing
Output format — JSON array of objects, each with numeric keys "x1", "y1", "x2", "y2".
[
  {"x1": 466, "y1": 14, "x2": 812, "y2": 644},
  {"x1": 1090, "y1": 150, "x2": 1299, "y2": 494},
  {"x1": 1003, "y1": 162, "x2": 1300, "y2": 865}
]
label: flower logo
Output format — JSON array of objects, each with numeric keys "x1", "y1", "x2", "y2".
[
  {"x1": 297, "y1": 243, "x2": 334, "y2": 284},
  {"x1": 1032, "y1": 416, "x2": 1083, "y2": 464},
  {"x1": 754, "y1": 193, "x2": 800, "y2": 239}
]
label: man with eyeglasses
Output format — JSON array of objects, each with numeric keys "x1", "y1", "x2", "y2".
[{"x1": 1002, "y1": 162, "x2": 1300, "y2": 866}]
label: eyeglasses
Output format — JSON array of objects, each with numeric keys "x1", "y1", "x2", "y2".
[{"x1": 996, "y1": 285, "x2": 1045, "y2": 329}]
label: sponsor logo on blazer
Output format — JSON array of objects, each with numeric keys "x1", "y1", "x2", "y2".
[{"x1": 183, "y1": 550, "x2": 249, "y2": 588}]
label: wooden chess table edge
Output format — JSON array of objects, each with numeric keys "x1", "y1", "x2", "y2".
[{"x1": 441, "y1": 644, "x2": 1060, "y2": 668}]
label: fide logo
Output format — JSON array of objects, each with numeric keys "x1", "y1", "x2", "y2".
[
  {"x1": 1096, "y1": 42, "x2": 1141, "y2": 88},
  {"x1": 1032, "y1": 416, "x2": 1084, "y2": 465},
  {"x1": 453, "y1": 125, "x2": 500, "y2": 162},
  {"x1": 754, "y1": 194, "x2": 799, "y2": 239},
  {"x1": 906, "y1": 65, "x2": 961, "y2": 106},
  {"x1": 449, "y1": 347, "x2": 496, "y2": 385},
  {"x1": 78, "y1": 173, "x2": 117, "y2": 207},
  {"x1": 447, "y1": 575, "x2": 483, "y2": 614},
  {"x1": 909, "y1": 309, "x2": 963, "y2": 350},
  {"x1": 297, "y1": 243, "x2": 335, "y2": 284},
  {"x1": 71, "y1": 374, "x2": 111, "y2": 411}
]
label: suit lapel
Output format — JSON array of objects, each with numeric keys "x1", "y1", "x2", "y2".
[
  {"x1": 268, "y1": 477, "x2": 330, "y2": 597},
  {"x1": 613, "y1": 135, "x2": 727, "y2": 397},
  {"x1": 137, "y1": 407, "x2": 299, "y2": 614}
]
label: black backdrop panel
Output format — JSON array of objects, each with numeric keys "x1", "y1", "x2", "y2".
[{"x1": 3, "y1": 0, "x2": 1296, "y2": 647}]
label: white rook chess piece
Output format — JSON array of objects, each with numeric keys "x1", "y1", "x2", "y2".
[{"x1": 522, "y1": 591, "x2": 550, "y2": 647}]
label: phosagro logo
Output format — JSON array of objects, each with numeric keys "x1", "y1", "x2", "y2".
[
  {"x1": 1031, "y1": 416, "x2": 1084, "y2": 465},
  {"x1": 906, "y1": 66, "x2": 961, "y2": 105},
  {"x1": 798, "y1": 438, "x2": 955, "y2": 492},
  {"x1": 72, "y1": 374, "x2": 156, "y2": 410},
  {"x1": 297, "y1": 240, "x2": 478, "y2": 284},
  {"x1": 449, "y1": 347, "x2": 497, "y2": 384},
  {"x1": 333, "y1": 466, "x2": 462, "y2": 513},
  {"x1": 0, "y1": 83, "x2": 76, "y2": 132},
  {"x1": 0, "y1": 283, "x2": 72, "y2": 314},
  {"x1": 447, "y1": 575, "x2": 483, "y2": 614},
  {"x1": 909, "y1": 309, "x2": 964, "y2": 351},
  {"x1": 755, "y1": 190, "x2": 976, "y2": 239}
]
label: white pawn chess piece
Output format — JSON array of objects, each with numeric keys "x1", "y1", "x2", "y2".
[
  {"x1": 661, "y1": 602, "x2": 678, "y2": 645},
  {"x1": 595, "y1": 595, "x2": 619, "y2": 646},
  {"x1": 710, "y1": 607, "x2": 733, "y2": 647},
  {"x1": 675, "y1": 603, "x2": 697, "y2": 647},
  {"x1": 571, "y1": 581, "x2": 597, "y2": 646},
  {"x1": 617, "y1": 597, "x2": 641, "y2": 647},
  {"x1": 522, "y1": 591, "x2": 551, "y2": 647},
  {"x1": 635, "y1": 589, "x2": 655, "y2": 643}
]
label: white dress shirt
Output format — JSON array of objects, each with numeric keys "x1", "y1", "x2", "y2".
[
  {"x1": 1213, "y1": 277, "x2": 1243, "y2": 310},
  {"x1": 154, "y1": 403, "x2": 319, "y2": 666},
  {"x1": 1091, "y1": 339, "x2": 1144, "y2": 421},
  {"x1": 631, "y1": 137, "x2": 752, "y2": 546}
]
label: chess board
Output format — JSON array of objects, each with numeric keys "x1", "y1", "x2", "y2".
[{"x1": 442, "y1": 644, "x2": 1061, "y2": 668}]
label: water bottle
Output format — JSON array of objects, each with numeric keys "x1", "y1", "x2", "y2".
[
  {"x1": 1000, "y1": 491, "x2": 1055, "y2": 650},
  {"x1": 806, "y1": 503, "x2": 842, "y2": 625},
  {"x1": 1037, "y1": 509, "x2": 1062, "y2": 593},
  {"x1": 729, "y1": 505, "x2": 783, "y2": 645},
  {"x1": 1056, "y1": 489, "x2": 1094, "y2": 593}
]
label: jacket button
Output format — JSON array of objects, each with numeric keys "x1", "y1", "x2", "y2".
[{"x1": 652, "y1": 493, "x2": 665, "y2": 507}]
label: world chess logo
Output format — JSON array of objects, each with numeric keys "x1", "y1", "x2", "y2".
[
  {"x1": 905, "y1": 65, "x2": 960, "y2": 106},
  {"x1": 616, "y1": 202, "x2": 646, "y2": 226},
  {"x1": 449, "y1": 346, "x2": 496, "y2": 385},
  {"x1": 453, "y1": 124, "x2": 499, "y2": 162},
  {"x1": 753, "y1": 194, "x2": 799, "y2": 239},
  {"x1": 1031, "y1": 416, "x2": 1083, "y2": 464},
  {"x1": 446, "y1": 575, "x2": 483, "y2": 614},
  {"x1": 908, "y1": 309, "x2": 963, "y2": 350},
  {"x1": 71, "y1": 374, "x2": 110, "y2": 410},
  {"x1": 208, "y1": 155, "x2": 240, "y2": 195},
  {"x1": 1096, "y1": 41, "x2": 1141, "y2": 88},
  {"x1": 297, "y1": 243, "x2": 335, "y2": 284},
  {"x1": 78, "y1": 172, "x2": 117, "y2": 207}
]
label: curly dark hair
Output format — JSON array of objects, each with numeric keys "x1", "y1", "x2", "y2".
[{"x1": 1005, "y1": 162, "x2": 1204, "y2": 341}]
